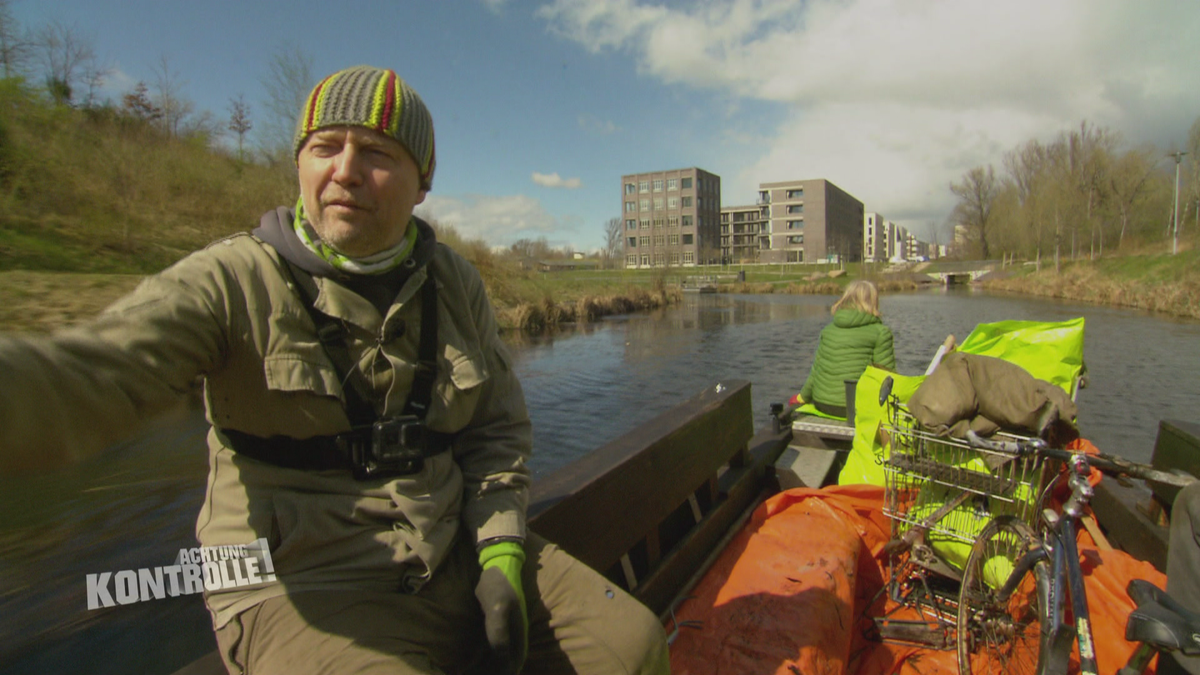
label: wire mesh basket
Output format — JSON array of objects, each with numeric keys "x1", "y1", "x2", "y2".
[{"x1": 880, "y1": 402, "x2": 1048, "y2": 573}]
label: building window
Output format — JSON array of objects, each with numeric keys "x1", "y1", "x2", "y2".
[
  {"x1": 669, "y1": 234, "x2": 679, "y2": 245},
  {"x1": 626, "y1": 219, "x2": 636, "y2": 230},
  {"x1": 667, "y1": 178, "x2": 678, "y2": 190},
  {"x1": 682, "y1": 215, "x2": 693, "y2": 227},
  {"x1": 639, "y1": 236, "x2": 650, "y2": 246},
  {"x1": 640, "y1": 255, "x2": 650, "y2": 266},
  {"x1": 625, "y1": 183, "x2": 636, "y2": 194},
  {"x1": 625, "y1": 201, "x2": 635, "y2": 212},
  {"x1": 787, "y1": 204, "x2": 803, "y2": 214},
  {"x1": 788, "y1": 235, "x2": 804, "y2": 244},
  {"x1": 697, "y1": 197, "x2": 703, "y2": 209},
  {"x1": 626, "y1": 255, "x2": 637, "y2": 266},
  {"x1": 653, "y1": 218, "x2": 664, "y2": 228},
  {"x1": 786, "y1": 188, "x2": 803, "y2": 198},
  {"x1": 653, "y1": 179, "x2": 663, "y2": 191},
  {"x1": 668, "y1": 216, "x2": 679, "y2": 228},
  {"x1": 640, "y1": 219, "x2": 650, "y2": 229},
  {"x1": 653, "y1": 198, "x2": 663, "y2": 210},
  {"x1": 683, "y1": 234, "x2": 694, "y2": 245},
  {"x1": 681, "y1": 196, "x2": 693, "y2": 207},
  {"x1": 627, "y1": 237, "x2": 637, "y2": 247},
  {"x1": 639, "y1": 181, "x2": 649, "y2": 193},
  {"x1": 683, "y1": 251, "x2": 694, "y2": 264},
  {"x1": 654, "y1": 234, "x2": 665, "y2": 245},
  {"x1": 654, "y1": 253, "x2": 665, "y2": 266},
  {"x1": 681, "y1": 177, "x2": 693, "y2": 189},
  {"x1": 787, "y1": 220, "x2": 803, "y2": 229},
  {"x1": 670, "y1": 252, "x2": 680, "y2": 265},
  {"x1": 668, "y1": 197, "x2": 678, "y2": 209},
  {"x1": 640, "y1": 199, "x2": 649, "y2": 210}
]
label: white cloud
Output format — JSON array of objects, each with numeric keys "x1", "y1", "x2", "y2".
[
  {"x1": 531, "y1": 172, "x2": 583, "y2": 189},
  {"x1": 578, "y1": 113, "x2": 620, "y2": 135},
  {"x1": 99, "y1": 67, "x2": 138, "y2": 103},
  {"x1": 539, "y1": 0, "x2": 1200, "y2": 237},
  {"x1": 417, "y1": 193, "x2": 563, "y2": 246},
  {"x1": 480, "y1": 0, "x2": 510, "y2": 14}
]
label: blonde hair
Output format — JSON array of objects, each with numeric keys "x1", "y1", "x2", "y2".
[{"x1": 831, "y1": 280, "x2": 881, "y2": 317}]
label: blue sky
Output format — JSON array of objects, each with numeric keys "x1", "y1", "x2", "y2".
[{"x1": 14, "y1": 0, "x2": 1200, "y2": 253}]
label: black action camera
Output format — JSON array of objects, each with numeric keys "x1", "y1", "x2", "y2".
[{"x1": 344, "y1": 415, "x2": 432, "y2": 480}]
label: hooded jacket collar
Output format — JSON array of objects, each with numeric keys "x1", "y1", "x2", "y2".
[
  {"x1": 832, "y1": 308, "x2": 881, "y2": 328},
  {"x1": 253, "y1": 207, "x2": 438, "y2": 280}
]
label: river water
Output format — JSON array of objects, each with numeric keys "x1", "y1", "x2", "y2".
[{"x1": 2, "y1": 288, "x2": 1198, "y2": 674}]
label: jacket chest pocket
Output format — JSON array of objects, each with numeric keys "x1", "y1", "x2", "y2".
[
  {"x1": 431, "y1": 350, "x2": 488, "y2": 431},
  {"x1": 263, "y1": 354, "x2": 343, "y2": 398},
  {"x1": 208, "y1": 353, "x2": 347, "y2": 438}
]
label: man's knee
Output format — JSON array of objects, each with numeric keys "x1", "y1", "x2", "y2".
[{"x1": 618, "y1": 600, "x2": 670, "y2": 675}]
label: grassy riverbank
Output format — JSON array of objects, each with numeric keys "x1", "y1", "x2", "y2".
[
  {"x1": 981, "y1": 245, "x2": 1200, "y2": 319},
  {"x1": 0, "y1": 267, "x2": 682, "y2": 333}
]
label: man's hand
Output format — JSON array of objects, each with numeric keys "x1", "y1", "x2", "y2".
[
  {"x1": 475, "y1": 541, "x2": 528, "y2": 674},
  {"x1": 788, "y1": 392, "x2": 805, "y2": 407}
]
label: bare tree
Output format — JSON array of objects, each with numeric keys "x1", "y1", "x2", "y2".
[
  {"x1": 228, "y1": 94, "x2": 253, "y2": 161},
  {"x1": 1108, "y1": 146, "x2": 1158, "y2": 250},
  {"x1": 1065, "y1": 122, "x2": 1116, "y2": 258},
  {"x1": 179, "y1": 109, "x2": 221, "y2": 143},
  {"x1": 603, "y1": 217, "x2": 622, "y2": 266},
  {"x1": 1185, "y1": 117, "x2": 1200, "y2": 235},
  {"x1": 34, "y1": 20, "x2": 99, "y2": 105},
  {"x1": 151, "y1": 55, "x2": 193, "y2": 138},
  {"x1": 510, "y1": 237, "x2": 554, "y2": 260},
  {"x1": 950, "y1": 165, "x2": 1002, "y2": 259},
  {"x1": 258, "y1": 46, "x2": 315, "y2": 161},
  {"x1": 0, "y1": 0, "x2": 29, "y2": 78},
  {"x1": 1004, "y1": 140, "x2": 1049, "y2": 265},
  {"x1": 78, "y1": 58, "x2": 113, "y2": 108}
]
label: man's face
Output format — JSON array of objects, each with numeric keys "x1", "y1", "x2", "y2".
[{"x1": 297, "y1": 126, "x2": 427, "y2": 258}]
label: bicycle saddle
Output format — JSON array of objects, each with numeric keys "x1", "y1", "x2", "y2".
[{"x1": 1124, "y1": 579, "x2": 1200, "y2": 656}]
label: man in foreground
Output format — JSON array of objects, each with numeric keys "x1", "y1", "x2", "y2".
[{"x1": 0, "y1": 65, "x2": 668, "y2": 674}]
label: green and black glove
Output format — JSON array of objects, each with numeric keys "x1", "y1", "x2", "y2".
[{"x1": 475, "y1": 540, "x2": 528, "y2": 675}]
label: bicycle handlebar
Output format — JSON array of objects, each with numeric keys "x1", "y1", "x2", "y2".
[{"x1": 964, "y1": 431, "x2": 1196, "y2": 489}]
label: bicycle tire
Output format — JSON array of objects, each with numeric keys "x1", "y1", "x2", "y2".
[{"x1": 956, "y1": 515, "x2": 1049, "y2": 674}]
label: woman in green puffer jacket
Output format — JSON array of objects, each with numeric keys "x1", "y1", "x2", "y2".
[{"x1": 794, "y1": 280, "x2": 896, "y2": 417}]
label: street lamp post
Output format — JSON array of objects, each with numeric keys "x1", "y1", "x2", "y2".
[{"x1": 1170, "y1": 151, "x2": 1187, "y2": 255}]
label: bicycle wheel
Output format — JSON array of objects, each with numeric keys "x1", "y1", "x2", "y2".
[{"x1": 956, "y1": 515, "x2": 1048, "y2": 674}]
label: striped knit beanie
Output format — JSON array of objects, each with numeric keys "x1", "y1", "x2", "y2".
[{"x1": 294, "y1": 65, "x2": 436, "y2": 190}]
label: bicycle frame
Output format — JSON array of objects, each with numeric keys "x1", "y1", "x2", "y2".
[{"x1": 990, "y1": 454, "x2": 1100, "y2": 675}]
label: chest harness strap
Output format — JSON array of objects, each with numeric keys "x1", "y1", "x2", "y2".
[{"x1": 224, "y1": 260, "x2": 454, "y2": 480}]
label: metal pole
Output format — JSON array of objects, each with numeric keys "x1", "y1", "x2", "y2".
[{"x1": 1170, "y1": 151, "x2": 1187, "y2": 255}]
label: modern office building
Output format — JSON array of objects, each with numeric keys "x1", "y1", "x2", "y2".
[
  {"x1": 719, "y1": 203, "x2": 771, "y2": 263},
  {"x1": 755, "y1": 179, "x2": 864, "y2": 264},
  {"x1": 864, "y1": 212, "x2": 886, "y2": 263},
  {"x1": 620, "y1": 168, "x2": 722, "y2": 268}
]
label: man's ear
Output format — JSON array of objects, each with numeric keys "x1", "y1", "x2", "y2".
[{"x1": 415, "y1": 190, "x2": 428, "y2": 206}]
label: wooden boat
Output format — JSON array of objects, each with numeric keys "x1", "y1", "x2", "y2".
[{"x1": 173, "y1": 379, "x2": 1197, "y2": 674}]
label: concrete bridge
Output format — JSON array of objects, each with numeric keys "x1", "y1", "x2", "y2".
[{"x1": 920, "y1": 260, "x2": 999, "y2": 285}]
